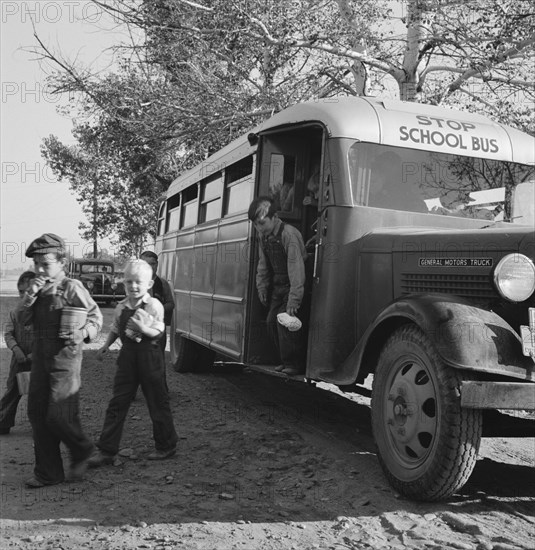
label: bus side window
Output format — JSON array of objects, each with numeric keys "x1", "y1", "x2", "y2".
[
  {"x1": 157, "y1": 201, "x2": 167, "y2": 235},
  {"x1": 199, "y1": 172, "x2": 223, "y2": 223},
  {"x1": 224, "y1": 156, "x2": 254, "y2": 216},
  {"x1": 165, "y1": 193, "x2": 180, "y2": 232},
  {"x1": 181, "y1": 184, "x2": 199, "y2": 228}
]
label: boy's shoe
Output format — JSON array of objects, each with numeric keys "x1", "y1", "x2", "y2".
[
  {"x1": 147, "y1": 447, "x2": 176, "y2": 460},
  {"x1": 87, "y1": 450, "x2": 115, "y2": 468},
  {"x1": 0, "y1": 428, "x2": 10, "y2": 435},
  {"x1": 274, "y1": 365, "x2": 285, "y2": 372},
  {"x1": 25, "y1": 477, "x2": 62, "y2": 489},
  {"x1": 68, "y1": 458, "x2": 90, "y2": 481}
]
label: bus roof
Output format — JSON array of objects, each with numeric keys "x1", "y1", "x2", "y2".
[{"x1": 167, "y1": 96, "x2": 535, "y2": 194}]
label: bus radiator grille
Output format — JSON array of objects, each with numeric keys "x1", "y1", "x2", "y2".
[{"x1": 400, "y1": 273, "x2": 496, "y2": 299}]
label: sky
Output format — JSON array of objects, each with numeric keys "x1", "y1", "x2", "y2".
[{"x1": 1, "y1": 0, "x2": 131, "y2": 270}]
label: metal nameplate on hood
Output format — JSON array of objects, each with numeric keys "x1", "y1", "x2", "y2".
[{"x1": 418, "y1": 258, "x2": 494, "y2": 267}]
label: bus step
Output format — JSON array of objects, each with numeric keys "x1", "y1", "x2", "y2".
[{"x1": 244, "y1": 364, "x2": 307, "y2": 380}]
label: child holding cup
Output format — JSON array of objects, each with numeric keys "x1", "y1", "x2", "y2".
[{"x1": 22, "y1": 233, "x2": 103, "y2": 488}]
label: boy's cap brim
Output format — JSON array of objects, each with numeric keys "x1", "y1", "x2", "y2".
[{"x1": 25, "y1": 233, "x2": 66, "y2": 257}]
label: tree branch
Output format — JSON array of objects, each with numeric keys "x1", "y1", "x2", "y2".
[
  {"x1": 422, "y1": 64, "x2": 534, "y2": 88},
  {"x1": 438, "y1": 33, "x2": 535, "y2": 98},
  {"x1": 246, "y1": 15, "x2": 400, "y2": 78}
]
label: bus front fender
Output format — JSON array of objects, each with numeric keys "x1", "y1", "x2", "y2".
[{"x1": 345, "y1": 295, "x2": 535, "y2": 384}]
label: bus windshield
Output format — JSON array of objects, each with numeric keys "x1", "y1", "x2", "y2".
[{"x1": 349, "y1": 143, "x2": 535, "y2": 225}]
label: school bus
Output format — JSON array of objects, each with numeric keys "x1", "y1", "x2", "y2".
[{"x1": 155, "y1": 96, "x2": 535, "y2": 501}]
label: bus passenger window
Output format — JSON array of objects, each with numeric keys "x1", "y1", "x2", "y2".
[
  {"x1": 165, "y1": 193, "x2": 180, "y2": 232},
  {"x1": 269, "y1": 153, "x2": 296, "y2": 212},
  {"x1": 181, "y1": 184, "x2": 199, "y2": 228},
  {"x1": 157, "y1": 201, "x2": 167, "y2": 235},
  {"x1": 199, "y1": 172, "x2": 223, "y2": 223},
  {"x1": 224, "y1": 156, "x2": 254, "y2": 216}
]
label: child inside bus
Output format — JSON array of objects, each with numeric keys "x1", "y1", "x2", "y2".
[
  {"x1": 303, "y1": 166, "x2": 320, "y2": 208},
  {"x1": 248, "y1": 196, "x2": 308, "y2": 376}
]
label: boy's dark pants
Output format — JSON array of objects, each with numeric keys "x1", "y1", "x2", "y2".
[
  {"x1": 266, "y1": 286, "x2": 307, "y2": 371},
  {"x1": 0, "y1": 357, "x2": 31, "y2": 431},
  {"x1": 27, "y1": 341, "x2": 94, "y2": 484},
  {"x1": 97, "y1": 342, "x2": 177, "y2": 455}
]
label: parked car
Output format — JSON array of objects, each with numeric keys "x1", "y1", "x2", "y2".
[{"x1": 67, "y1": 259, "x2": 126, "y2": 305}]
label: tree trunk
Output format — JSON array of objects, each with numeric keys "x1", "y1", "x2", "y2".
[
  {"x1": 93, "y1": 178, "x2": 98, "y2": 258},
  {"x1": 399, "y1": 0, "x2": 426, "y2": 102}
]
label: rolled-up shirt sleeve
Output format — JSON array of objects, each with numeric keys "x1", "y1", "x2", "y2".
[
  {"x1": 146, "y1": 297, "x2": 165, "y2": 334},
  {"x1": 282, "y1": 226, "x2": 307, "y2": 310}
]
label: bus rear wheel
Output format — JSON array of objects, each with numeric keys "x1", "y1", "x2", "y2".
[
  {"x1": 171, "y1": 331, "x2": 215, "y2": 373},
  {"x1": 371, "y1": 324, "x2": 482, "y2": 501}
]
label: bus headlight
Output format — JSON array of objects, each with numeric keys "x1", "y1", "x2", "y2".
[
  {"x1": 87, "y1": 281, "x2": 94, "y2": 290},
  {"x1": 493, "y1": 254, "x2": 535, "y2": 302},
  {"x1": 111, "y1": 282, "x2": 117, "y2": 290}
]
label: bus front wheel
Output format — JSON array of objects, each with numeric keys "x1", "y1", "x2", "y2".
[
  {"x1": 171, "y1": 332, "x2": 215, "y2": 373},
  {"x1": 371, "y1": 324, "x2": 482, "y2": 501}
]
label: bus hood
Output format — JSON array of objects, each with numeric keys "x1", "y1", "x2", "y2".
[
  {"x1": 359, "y1": 225, "x2": 535, "y2": 262},
  {"x1": 356, "y1": 225, "x2": 535, "y2": 325}
]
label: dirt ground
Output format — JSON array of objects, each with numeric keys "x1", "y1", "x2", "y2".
[{"x1": 0, "y1": 294, "x2": 534, "y2": 550}]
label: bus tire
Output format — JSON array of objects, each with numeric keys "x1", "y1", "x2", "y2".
[
  {"x1": 371, "y1": 324, "x2": 482, "y2": 501},
  {"x1": 171, "y1": 333, "x2": 215, "y2": 373}
]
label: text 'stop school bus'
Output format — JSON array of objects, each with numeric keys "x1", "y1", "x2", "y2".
[{"x1": 156, "y1": 96, "x2": 535, "y2": 501}]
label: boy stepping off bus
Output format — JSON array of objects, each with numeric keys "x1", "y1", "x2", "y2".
[
  {"x1": 22, "y1": 234, "x2": 103, "y2": 488},
  {"x1": 248, "y1": 196, "x2": 308, "y2": 376},
  {"x1": 88, "y1": 260, "x2": 177, "y2": 467}
]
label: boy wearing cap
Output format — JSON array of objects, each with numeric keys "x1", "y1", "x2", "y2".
[
  {"x1": 248, "y1": 196, "x2": 308, "y2": 376},
  {"x1": 22, "y1": 233, "x2": 103, "y2": 488},
  {"x1": 88, "y1": 259, "x2": 177, "y2": 467}
]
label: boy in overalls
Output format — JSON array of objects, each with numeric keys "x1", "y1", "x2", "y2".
[
  {"x1": 248, "y1": 196, "x2": 308, "y2": 375},
  {"x1": 88, "y1": 260, "x2": 177, "y2": 466},
  {"x1": 22, "y1": 234, "x2": 103, "y2": 488}
]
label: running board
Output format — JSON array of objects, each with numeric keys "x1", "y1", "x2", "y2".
[{"x1": 244, "y1": 364, "x2": 308, "y2": 381}]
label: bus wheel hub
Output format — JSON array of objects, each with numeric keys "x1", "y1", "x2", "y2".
[{"x1": 387, "y1": 379, "x2": 420, "y2": 445}]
